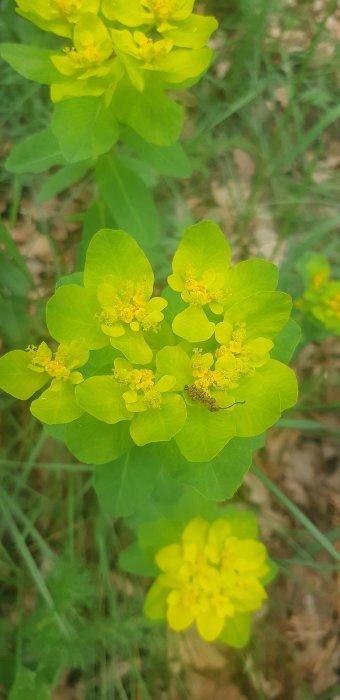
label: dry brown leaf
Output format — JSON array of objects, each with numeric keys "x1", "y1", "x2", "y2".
[
  {"x1": 274, "y1": 86, "x2": 289, "y2": 108},
  {"x1": 233, "y1": 149, "x2": 255, "y2": 185}
]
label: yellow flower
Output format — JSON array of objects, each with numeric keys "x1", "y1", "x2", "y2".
[
  {"x1": 144, "y1": 516, "x2": 270, "y2": 643},
  {"x1": 16, "y1": 0, "x2": 100, "y2": 38}
]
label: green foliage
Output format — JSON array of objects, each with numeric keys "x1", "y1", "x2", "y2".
[
  {"x1": 94, "y1": 444, "x2": 163, "y2": 517},
  {"x1": 121, "y1": 126, "x2": 192, "y2": 178},
  {"x1": 95, "y1": 154, "x2": 160, "y2": 248},
  {"x1": 0, "y1": 43, "x2": 63, "y2": 84},
  {"x1": 51, "y1": 97, "x2": 120, "y2": 162},
  {"x1": 9, "y1": 668, "x2": 51, "y2": 700},
  {"x1": 5, "y1": 128, "x2": 64, "y2": 174}
]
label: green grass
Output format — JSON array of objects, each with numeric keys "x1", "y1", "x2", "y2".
[{"x1": 1, "y1": 0, "x2": 340, "y2": 697}]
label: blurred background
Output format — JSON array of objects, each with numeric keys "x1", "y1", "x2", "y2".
[{"x1": 0, "y1": 0, "x2": 339, "y2": 698}]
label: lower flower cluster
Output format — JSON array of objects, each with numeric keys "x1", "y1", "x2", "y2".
[{"x1": 140, "y1": 513, "x2": 275, "y2": 646}]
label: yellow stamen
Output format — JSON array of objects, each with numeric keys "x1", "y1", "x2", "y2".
[{"x1": 114, "y1": 367, "x2": 162, "y2": 408}]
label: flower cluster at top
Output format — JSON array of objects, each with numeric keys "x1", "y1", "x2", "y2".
[
  {"x1": 295, "y1": 253, "x2": 340, "y2": 336},
  {"x1": 143, "y1": 513, "x2": 273, "y2": 645},
  {"x1": 0, "y1": 222, "x2": 298, "y2": 464},
  {"x1": 15, "y1": 0, "x2": 218, "y2": 102}
]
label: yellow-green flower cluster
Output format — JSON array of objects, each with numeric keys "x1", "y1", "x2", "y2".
[
  {"x1": 144, "y1": 514, "x2": 273, "y2": 645},
  {"x1": 0, "y1": 222, "x2": 298, "y2": 464},
  {"x1": 296, "y1": 254, "x2": 340, "y2": 336},
  {"x1": 15, "y1": 0, "x2": 218, "y2": 103}
]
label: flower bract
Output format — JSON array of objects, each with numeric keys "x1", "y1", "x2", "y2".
[
  {"x1": 16, "y1": 0, "x2": 100, "y2": 37},
  {"x1": 0, "y1": 339, "x2": 89, "y2": 424},
  {"x1": 46, "y1": 228, "x2": 168, "y2": 365},
  {"x1": 75, "y1": 350, "x2": 187, "y2": 446}
]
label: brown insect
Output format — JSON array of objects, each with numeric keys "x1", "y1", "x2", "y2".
[{"x1": 184, "y1": 384, "x2": 245, "y2": 412}]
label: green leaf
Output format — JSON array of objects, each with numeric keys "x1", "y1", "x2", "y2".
[
  {"x1": 0, "y1": 350, "x2": 48, "y2": 400},
  {"x1": 143, "y1": 580, "x2": 167, "y2": 621},
  {"x1": 218, "y1": 613, "x2": 251, "y2": 648},
  {"x1": 51, "y1": 97, "x2": 119, "y2": 163},
  {"x1": 212, "y1": 360, "x2": 298, "y2": 440},
  {"x1": 224, "y1": 291, "x2": 292, "y2": 340},
  {"x1": 172, "y1": 304, "x2": 215, "y2": 342},
  {"x1": 122, "y1": 127, "x2": 192, "y2": 178},
  {"x1": 155, "y1": 345, "x2": 192, "y2": 391},
  {"x1": 270, "y1": 318, "x2": 301, "y2": 363},
  {"x1": 37, "y1": 161, "x2": 91, "y2": 202},
  {"x1": 94, "y1": 444, "x2": 162, "y2": 517},
  {"x1": 167, "y1": 438, "x2": 253, "y2": 500},
  {"x1": 0, "y1": 219, "x2": 32, "y2": 281},
  {"x1": 112, "y1": 78, "x2": 184, "y2": 146},
  {"x1": 175, "y1": 404, "x2": 234, "y2": 462},
  {"x1": 65, "y1": 413, "x2": 131, "y2": 464},
  {"x1": 55, "y1": 272, "x2": 84, "y2": 289},
  {"x1": 224, "y1": 259, "x2": 279, "y2": 310},
  {"x1": 81, "y1": 346, "x2": 119, "y2": 378},
  {"x1": 46, "y1": 285, "x2": 105, "y2": 349},
  {"x1": 110, "y1": 327, "x2": 154, "y2": 365},
  {"x1": 162, "y1": 14, "x2": 218, "y2": 49},
  {"x1": 30, "y1": 382, "x2": 84, "y2": 425},
  {"x1": 83, "y1": 227, "x2": 154, "y2": 290},
  {"x1": 1, "y1": 43, "x2": 64, "y2": 84},
  {"x1": 95, "y1": 154, "x2": 160, "y2": 247},
  {"x1": 9, "y1": 667, "x2": 51, "y2": 700},
  {"x1": 5, "y1": 128, "x2": 64, "y2": 174},
  {"x1": 138, "y1": 517, "x2": 185, "y2": 556},
  {"x1": 130, "y1": 394, "x2": 187, "y2": 446},
  {"x1": 118, "y1": 542, "x2": 159, "y2": 576},
  {"x1": 170, "y1": 219, "x2": 232, "y2": 282},
  {"x1": 75, "y1": 376, "x2": 131, "y2": 424}
]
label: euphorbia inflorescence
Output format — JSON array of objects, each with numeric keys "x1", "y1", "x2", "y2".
[
  {"x1": 0, "y1": 221, "x2": 298, "y2": 463},
  {"x1": 141, "y1": 512, "x2": 275, "y2": 645},
  {"x1": 296, "y1": 253, "x2": 340, "y2": 336},
  {"x1": 14, "y1": 0, "x2": 218, "y2": 103}
]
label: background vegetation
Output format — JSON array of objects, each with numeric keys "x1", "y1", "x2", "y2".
[{"x1": 0, "y1": 0, "x2": 339, "y2": 697}]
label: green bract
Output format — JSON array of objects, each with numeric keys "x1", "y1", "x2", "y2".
[
  {"x1": 296, "y1": 253, "x2": 340, "y2": 335},
  {"x1": 16, "y1": 0, "x2": 100, "y2": 38},
  {"x1": 75, "y1": 352, "x2": 187, "y2": 446},
  {"x1": 0, "y1": 222, "x2": 298, "y2": 467},
  {"x1": 0, "y1": 339, "x2": 88, "y2": 424},
  {"x1": 46, "y1": 228, "x2": 167, "y2": 364}
]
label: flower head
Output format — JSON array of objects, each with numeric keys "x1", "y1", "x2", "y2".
[
  {"x1": 144, "y1": 515, "x2": 272, "y2": 645},
  {"x1": 46, "y1": 229, "x2": 168, "y2": 365},
  {"x1": 50, "y1": 13, "x2": 123, "y2": 101},
  {"x1": 75, "y1": 350, "x2": 187, "y2": 446},
  {"x1": 16, "y1": 0, "x2": 100, "y2": 37},
  {"x1": 0, "y1": 339, "x2": 89, "y2": 424},
  {"x1": 296, "y1": 254, "x2": 340, "y2": 335}
]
